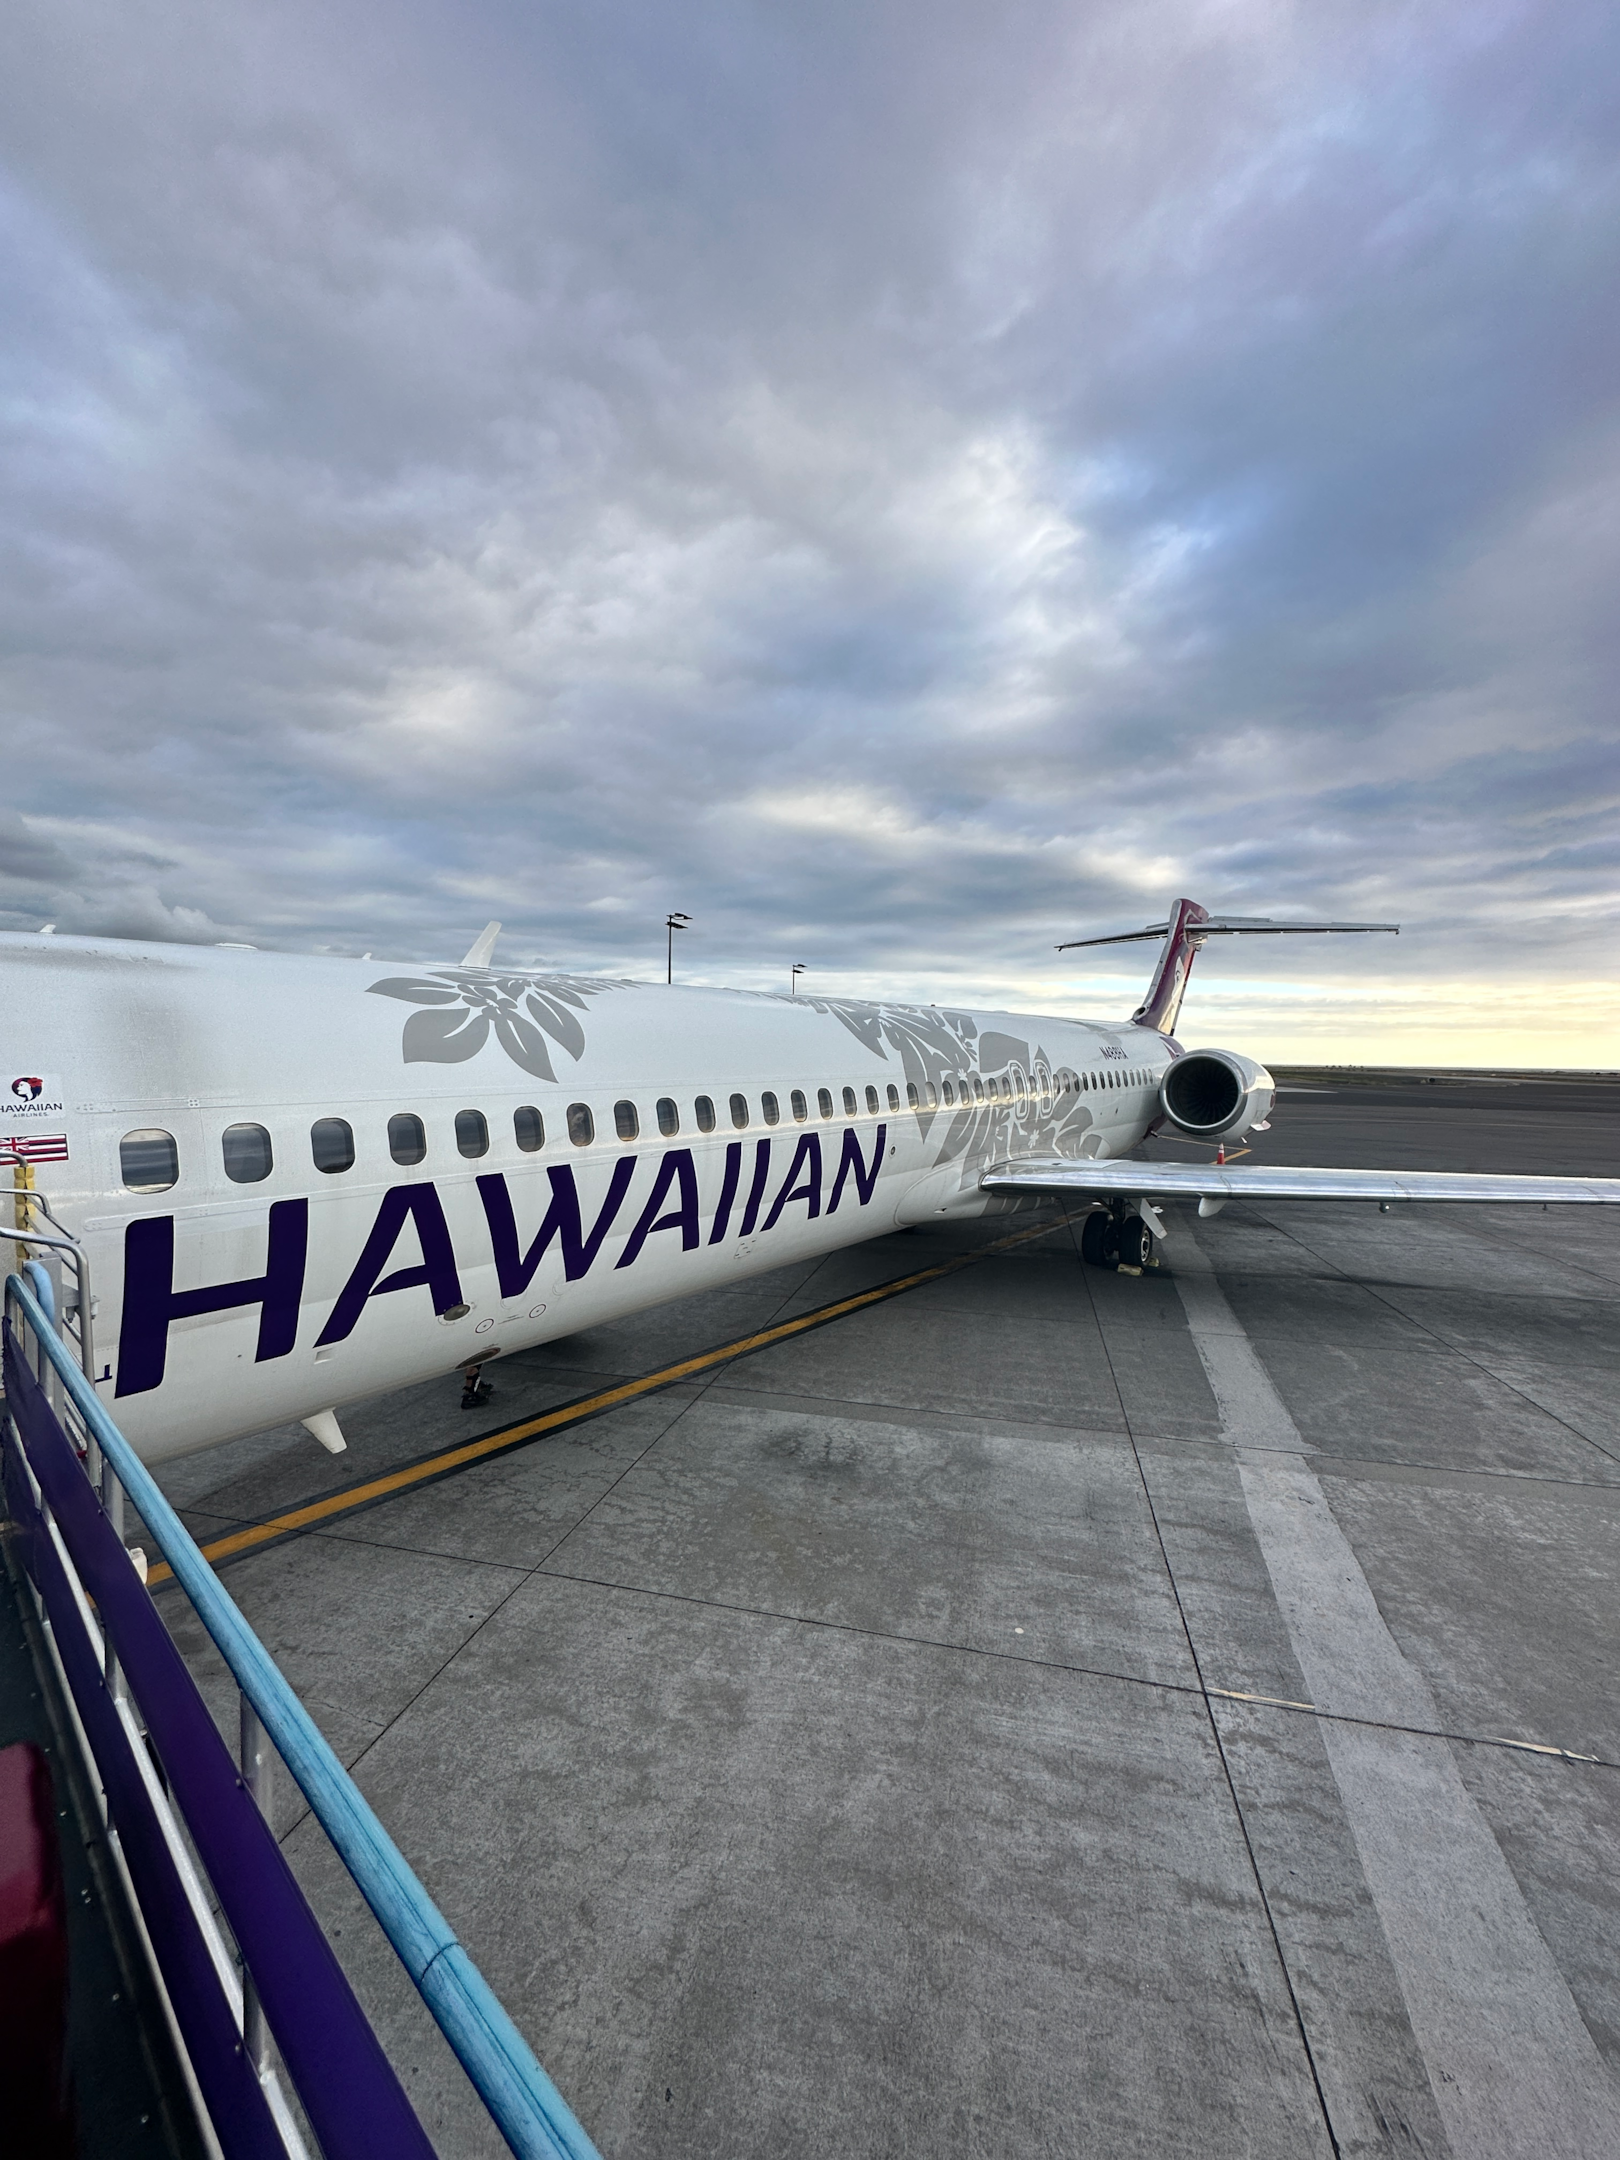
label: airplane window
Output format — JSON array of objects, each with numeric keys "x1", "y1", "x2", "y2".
[
  {"x1": 942, "y1": 1080, "x2": 955, "y2": 1106},
  {"x1": 865, "y1": 1085, "x2": 880, "y2": 1115},
  {"x1": 389, "y1": 1113, "x2": 426, "y2": 1165},
  {"x1": 1016, "y1": 1075, "x2": 1028, "y2": 1110},
  {"x1": 818, "y1": 1088, "x2": 834, "y2": 1119},
  {"x1": 311, "y1": 1117, "x2": 354, "y2": 1174},
  {"x1": 791, "y1": 1089, "x2": 808, "y2": 1122},
  {"x1": 456, "y1": 1110, "x2": 489, "y2": 1159},
  {"x1": 695, "y1": 1095, "x2": 716, "y2": 1133},
  {"x1": 762, "y1": 1091, "x2": 781, "y2": 1126},
  {"x1": 514, "y1": 1105, "x2": 545, "y2": 1151},
  {"x1": 887, "y1": 1085, "x2": 900, "y2": 1112},
  {"x1": 614, "y1": 1099, "x2": 640, "y2": 1142},
  {"x1": 730, "y1": 1092, "x2": 750, "y2": 1129},
  {"x1": 973, "y1": 1078, "x2": 985, "y2": 1105},
  {"x1": 657, "y1": 1097, "x2": 680, "y2": 1136},
  {"x1": 906, "y1": 1083, "x2": 919, "y2": 1109},
  {"x1": 925, "y1": 1082, "x2": 938, "y2": 1108},
  {"x1": 568, "y1": 1102, "x2": 595, "y2": 1146},
  {"x1": 122, "y1": 1129, "x2": 178, "y2": 1193},
  {"x1": 222, "y1": 1123, "x2": 273, "y2": 1184},
  {"x1": 842, "y1": 1086, "x2": 857, "y2": 1116}
]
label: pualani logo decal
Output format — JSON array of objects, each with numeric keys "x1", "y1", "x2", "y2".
[
  {"x1": 786, "y1": 995, "x2": 1096, "y2": 1172},
  {"x1": 366, "y1": 969, "x2": 630, "y2": 1082},
  {"x1": 11, "y1": 1076, "x2": 43, "y2": 1101},
  {"x1": 114, "y1": 1126, "x2": 889, "y2": 1397}
]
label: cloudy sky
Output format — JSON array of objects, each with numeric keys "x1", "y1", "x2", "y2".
[{"x1": 3, "y1": 1, "x2": 1616, "y2": 1062}]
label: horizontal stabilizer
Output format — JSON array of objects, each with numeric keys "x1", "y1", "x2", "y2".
[
  {"x1": 1057, "y1": 915, "x2": 1398, "y2": 950},
  {"x1": 981, "y1": 1158, "x2": 1620, "y2": 1207}
]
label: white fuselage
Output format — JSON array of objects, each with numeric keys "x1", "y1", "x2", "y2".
[{"x1": 2, "y1": 937, "x2": 1174, "y2": 1462}]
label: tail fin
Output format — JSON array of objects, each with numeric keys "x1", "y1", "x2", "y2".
[{"x1": 1058, "y1": 899, "x2": 1399, "y2": 1036}]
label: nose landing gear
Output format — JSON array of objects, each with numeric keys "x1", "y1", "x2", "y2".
[{"x1": 1081, "y1": 1203, "x2": 1160, "y2": 1273}]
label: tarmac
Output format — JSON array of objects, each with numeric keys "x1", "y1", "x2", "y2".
[{"x1": 149, "y1": 1076, "x2": 1620, "y2": 2158}]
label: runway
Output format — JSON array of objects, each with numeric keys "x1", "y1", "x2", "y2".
[{"x1": 148, "y1": 1076, "x2": 1620, "y2": 2157}]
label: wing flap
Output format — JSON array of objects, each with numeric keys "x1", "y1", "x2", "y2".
[{"x1": 980, "y1": 1158, "x2": 1620, "y2": 1206}]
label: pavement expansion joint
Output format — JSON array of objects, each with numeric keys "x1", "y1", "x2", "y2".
[{"x1": 1205, "y1": 1688, "x2": 1611, "y2": 1768}]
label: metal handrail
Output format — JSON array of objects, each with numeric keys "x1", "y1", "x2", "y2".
[{"x1": 5, "y1": 1272, "x2": 601, "y2": 2160}]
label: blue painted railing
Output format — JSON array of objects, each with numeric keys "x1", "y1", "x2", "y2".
[{"x1": 3, "y1": 1272, "x2": 601, "y2": 2160}]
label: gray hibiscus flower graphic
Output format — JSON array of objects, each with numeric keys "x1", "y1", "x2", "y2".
[
  {"x1": 367, "y1": 969, "x2": 622, "y2": 1082},
  {"x1": 797, "y1": 994, "x2": 1096, "y2": 1166}
]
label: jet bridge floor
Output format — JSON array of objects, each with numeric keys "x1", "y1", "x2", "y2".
[{"x1": 144, "y1": 1076, "x2": 1620, "y2": 2158}]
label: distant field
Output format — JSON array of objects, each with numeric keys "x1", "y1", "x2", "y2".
[{"x1": 1267, "y1": 1066, "x2": 1620, "y2": 1088}]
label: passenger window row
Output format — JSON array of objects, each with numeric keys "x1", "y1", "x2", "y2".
[{"x1": 116, "y1": 1064, "x2": 1109, "y2": 1193}]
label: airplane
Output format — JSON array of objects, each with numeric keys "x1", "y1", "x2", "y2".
[{"x1": 4, "y1": 897, "x2": 1616, "y2": 1469}]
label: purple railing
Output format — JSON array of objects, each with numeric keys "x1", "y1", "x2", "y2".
[{"x1": 3, "y1": 1318, "x2": 437, "y2": 2158}]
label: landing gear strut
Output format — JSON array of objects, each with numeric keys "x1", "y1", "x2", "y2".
[{"x1": 1081, "y1": 1203, "x2": 1160, "y2": 1273}]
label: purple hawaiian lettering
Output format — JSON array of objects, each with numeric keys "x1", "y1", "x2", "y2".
[
  {"x1": 616, "y1": 1151, "x2": 701, "y2": 1268},
  {"x1": 316, "y1": 1185, "x2": 463, "y2": 1345},
  {"x1": 708, "y1": 1142, "x2": 743, "y2": 1245},
  {"x1": 116, "y1": 1201, "x2": 308, "y2": 1397},
  {"x1": 827, "y1": 1124, "x2": 886, "y2": 1214},
  {"x1": 737, "y1": 1139, "x2": 774, "y2": 1237},
  {"x1": 761, "y1": 1133, "x2": 822, "y2": 1230},
  {"x1": 477, "y1": 1161, "x2": 636, "y2": 1293}
]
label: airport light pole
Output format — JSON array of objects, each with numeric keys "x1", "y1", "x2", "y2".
[
  {"x1": 666, "y1": 912, "x2": 691, "y2": 984},
  {"x1": 790, "y1": 963, "x2": 805, "y2": 996}
]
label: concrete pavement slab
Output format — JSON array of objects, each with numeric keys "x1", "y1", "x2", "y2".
[
  {"x1": 285, "y1": 1574, "x2": 1336, "y2": 2160},
  {"x1": 158, "y1": 1534, "x2": 525, "y2": 1791},
  {"x1": 1316, "y1": 1471, "x2": 1620, "y2": 1760},
  {"x1": 542, "y1": 1395, "x2": 1200, "y2": 1687},
  {"x1": 1244, "y1": 1337, "x2": 1620, "y2": 1480},
  {"x1": 1452, "y1": 1748, "x2": 1620, "y2": 2081},
  {"x1": 1209, "y1": 1702, "x2": 1455, "y2": 2160},
  {"x1": 327, "y1": 1389, "x2": 704, "y2": 1570}
]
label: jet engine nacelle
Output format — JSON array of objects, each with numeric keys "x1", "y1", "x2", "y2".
[{"x1": 1159, "y1": 1049, "x2": 1275, "y2": 1140}]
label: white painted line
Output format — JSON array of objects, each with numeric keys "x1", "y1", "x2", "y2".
[
  {"x1": 1173, "y1": 1222, "x2": 1620, "y2": 2159},
  {"x1": 1168, "y1": 1252, "x2": 1306, "y2": 1453}
]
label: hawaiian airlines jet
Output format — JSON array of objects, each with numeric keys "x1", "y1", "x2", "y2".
[{"x1": 5, "y1": 899, "x2": 1616, "y2": 1467}]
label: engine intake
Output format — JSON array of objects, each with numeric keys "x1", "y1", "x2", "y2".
[{"x1": 1160, "y1": 1049, "x2": 1274, "y2": 1140}]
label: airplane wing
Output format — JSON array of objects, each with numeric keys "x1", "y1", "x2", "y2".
[{"x1": 980, "y1": 1158, "x2": 1620, "y2": 1206}]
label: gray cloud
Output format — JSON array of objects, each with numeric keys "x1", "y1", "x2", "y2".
[{"x1": 1, "y1": 1, "x2": 1616, "y2": 1046}]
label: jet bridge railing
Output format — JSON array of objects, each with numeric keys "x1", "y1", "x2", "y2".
[{"x1": 2, "y1": 1262, "x2": 602, "y2": 2160}]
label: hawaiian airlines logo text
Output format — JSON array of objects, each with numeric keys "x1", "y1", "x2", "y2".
[{"x1": 115, "y1": 1127, "x2": 888, "y2": 1397}]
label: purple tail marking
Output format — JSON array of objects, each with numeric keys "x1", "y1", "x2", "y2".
[{"x1": 1132, "y1": 898, "x2": 1210, "y2": 1035}]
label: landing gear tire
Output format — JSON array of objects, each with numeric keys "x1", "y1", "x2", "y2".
[
  {"x1": 1081, "y1": 1211, "x2": 1118, "y2": 1268},
  {"x1": 1116, "y1": 1214, "x2": 1154, "y2": 1271}
]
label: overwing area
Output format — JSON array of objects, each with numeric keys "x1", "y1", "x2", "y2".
[{"x1": 981, "y1": 1158, "x2": 1620, "y2": 1206}]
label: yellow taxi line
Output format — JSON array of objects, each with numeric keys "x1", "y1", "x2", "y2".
[{"x1": 147, "y1": 1209, "x2": 1082, "y2": 1583}]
